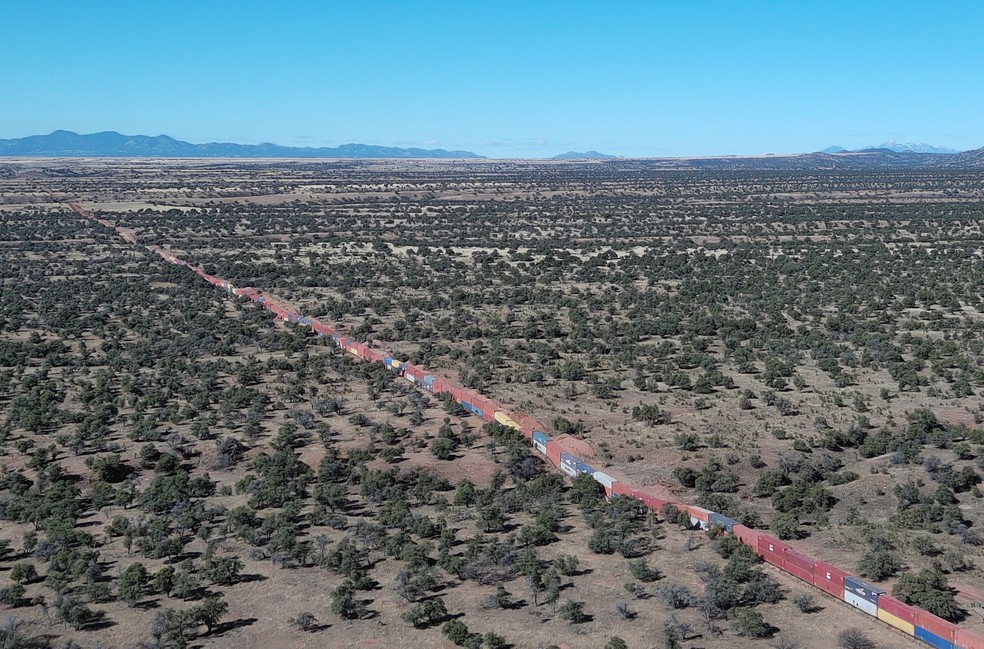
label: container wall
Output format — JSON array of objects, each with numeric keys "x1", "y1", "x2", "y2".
[
  {"x1": 574, "y1": 462, "x2": 594, "y2": 476},
  {"x1": 611, "y1": 481, "x2": 634, "y2": 497},
  {"x1": 877, "y1": 608, "x2": 915, "y2": 636},
  {"x1": 731, "y1": 524, "x2": 760, "y2": 547},
  {"x1": 954, "y1": 628, "x2": 984, "y2": 649},
  {"x1": 813, "y1": 561, "x2": 847, "y2": 598},
  {"x1": 915, "y1": 611, "x2": 957, "y2": 645},
  {"x1": 545, "y1": 440, "x2": 562, "y2": 467},
  {"x1": 593, "y1": 471, "x2": 615, "y2": 489},
  {"x1": 532, "y1": 440, "x2": 547, "y2": 455},
  {"x1": 708, "y1": 512, "x2": 737, "y2": 532},
  {"x1": 844, "y1": 577, "x2": 884, "y2": 604},
  {"x1": 877, "y1": 595, "x2": 917, "y2": 624},
  {"x1": 844, "y1": 591, "x2": 878, "y2": 617},
  {"x1": 916, "y1": 626, "x2": 956, "y2": 649},
  {"x1": 687, "y1": 506, "x2": 711, "y2": 522},
  {"x1": 783, "y1": 549, "x2": 816, "y2": 584},
  {"x1": 532, "y1": 431, "x2": 550, "y2": 446}
]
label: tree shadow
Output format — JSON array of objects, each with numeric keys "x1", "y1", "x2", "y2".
[{"x1": 210, "y1": 617, "x2": 258, "y2": 636}]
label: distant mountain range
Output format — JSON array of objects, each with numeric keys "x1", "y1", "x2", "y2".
[
  {"x1": 2, "y1": 130, "x2": 983, "y2": 169},
  {"x1": 0, "y1": 131, "x2": 484, "y2": 159},
  {"x1": 551, "y1": 151, "x2": 616, "y2": 160},
  {"x1": 824, "y1": 141, "x2": 958, "y2": 155}
]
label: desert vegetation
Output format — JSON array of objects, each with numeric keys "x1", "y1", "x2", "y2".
[{"x1": 0, "y1": 159, "x2": 982, "y2": 647}]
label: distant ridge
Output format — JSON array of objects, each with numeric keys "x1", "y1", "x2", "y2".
[
  {"x1": 0, "y1": 130, "x2": 485, "y2": 159},
  {"x1": 552, "y1": 150, "x2": 616, "y2": 160},
  {"x1": 821, "y1": 141, "x2": 959, "y2": 155}
]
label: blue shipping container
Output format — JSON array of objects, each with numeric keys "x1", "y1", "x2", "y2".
[
  {"x1": 560, "y1": 451, "x2": 576, "y2": 466},
  {"x1": 914, "y1": 626, "x2": 954, "y2": 649},
  {"x1": 708, "y1": 512, "x2": 738, "y2": 532},
  {"x1": 574, "y1": 462, "x2": 594, "y2": 475},
  {"x1": 532, "y1": 431, "x2": 550, "y2": 445},
  {"x1": 423, "y1": 375, "x2": 434, "y2": 386},
  {"x1": 843, "y1": 577, "x2": 883, "y2": 604}
]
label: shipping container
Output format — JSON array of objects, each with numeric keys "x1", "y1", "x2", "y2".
[
  {"x1": 559, "y1": 452, "x2": 578, "y2": 477},
  {"x1": 783, "y1": 548, "x2": 816, "y2": 584},
  {"x1": 708, "y1": 512, "x2": 738, "y2": 532},
  {"x1": 813, "y1": 561, "x2": 847, "y2": 598},
  {"x1": 573, "y1": 461, "x2": 594, "y2": 476},
  {"x1": 757, "y1": 535, "x2": 789, "y2": 568},
  {"x1": 423, "y1": 375, "x2": 434, "y2": 387},
  {"x1": 545, "y1": 440, "x2": 562, "y2": 467},
  {"x1": 731, "y1": 524, "x2": 759, "y2": 548},
  {"x1": 494, "y1": 411, "x2": 520, "y2": 430},
  {"x1": 878, "y1": 595, "x2": 916, "y2": 625},
  {"x1": 844, "y1": 591, "x2": 878, "y2": 617},
  {"x1": 877, "y1": 607, "x2": 915, "y2": 636},
  {"x1": 633, "y1": 491, "x2": 666, "y2": 512},
  {"x1": 916, "y1": 611, "x2": 957, "y2": 646},
  {"x1": 593, "y1": 471, "x2": 615, "y2": 496},
  {"x1": 756, "y1": 535, "x2": 789, "y2": 557},
  {"x1": 611, "y1": 482, "x2": 634, "y2": 497},
  {"x1": 687, "y1": 506, "x2": 711, "y2": 522},
  {"x1": 844, "y1": 577, "x2": 884, "y2": 604},
  {"x1": 955, "y1": 628, "x2": 984, "y2": 649},
  {"x1": 916, "y1": 626, "x2": 956, "y2": 649},
  {"x1": 532, "y1": 431, "x2": 550, "y2": 454}
]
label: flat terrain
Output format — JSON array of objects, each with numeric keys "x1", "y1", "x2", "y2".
[{"x1": 1, "y1": 159, "x2": 983, "y2": 648}]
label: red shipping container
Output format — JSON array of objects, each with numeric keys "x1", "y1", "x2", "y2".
[
  {"x1": 757, "y1": 535, "x2": 788, "y2": 567},
  {"x1": 916, "y1": 610, "x2": 957, "y2": 644},
  {"x1": 611, "y1": 481, "x2": 634, "y2": 497},
  {"x1": 430, "y1": 379, "x2": 447, "y2": 395},
  {"x1": 878, "y1": 596, "x2": 916, "y2": 624},
  {"x1": 545, "y1": 440, "x2": 562, "y2": 468},
  {"x1": 955, "y1": 627, "x2": 984, "y2": 649},
  {"x1": 686, "y1": 506, "x2": 711, "y2": 522},
  {"x1": 732, "y1": 524, "x2": 759, "y2": 548},
  {"x1": 782, "y1": 548, "x2": 816, "y2": 584},
  {"x1": 812, "y1": 561, "x2": 847, "y2": 598}
]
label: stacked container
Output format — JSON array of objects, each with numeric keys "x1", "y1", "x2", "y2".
[
  {"x1": 915, "y1": 611, "x2": 957, "y2": 649},
  {"x1": 876, "y1": 595, "x2": 916, "y2": 636},
  {"x1": 843, "y1": 577, "x2": 883, "y2": 617},
  {"x1": 812, "y1": 561, "x2": 847, "y2": 598},
  {"x1": 782, "y1": 548, "x2": 816, "y2": 584}
]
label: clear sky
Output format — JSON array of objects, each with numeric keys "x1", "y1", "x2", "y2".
[{"x1": 5, "y1": 1, "x2": 983, "y2": 158}]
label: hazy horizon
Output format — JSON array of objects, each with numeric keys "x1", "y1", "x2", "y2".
[{"x1": 6, "y1": 1, "x2": 983, "y2": 157}]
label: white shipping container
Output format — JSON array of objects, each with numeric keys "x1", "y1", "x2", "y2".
[
  {"x1": 844, "y1": 591, "x2": 877, "y2": 617},
  {"x1": 593, "y1": 472, "x2": 614, "y2": 489},
  {"x1": 533, "y1": 441, "x2": 547, "y2": 455},
  {"x1": 690, "y1": 517, "x2": 711, "y2": 531}
]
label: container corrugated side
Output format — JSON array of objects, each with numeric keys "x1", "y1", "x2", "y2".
[
  {"x1": 844, "y1": 591, "x2": 878, "y2": 617},
  {"x1": 593, "y1": 471, "x2": 614, "y2": 489},
  {"x1": 915, "y1": 611, "x2": 957, "y2": 646},
  {"x1": 708, "y1": 512, "x2": 737, "y2": 532},
  {"x1": 532, "y1": 431, "x2": 550, "y2": 445},
  {"x1": 731, "y1": 524, "x2": 759, "y2": 547},
  {"x1": 878, "y1": 595, "x2": 916, "y2": 624},
  {"x1": 545, "y1": 440, "x2": 562, "y2": 467},
  {"x1": 783, "y1": 548, "x2": 816, "y2": 583},
  {"x1": 813, "y1": 561, "x2": 847, "y2": 598},
  {"x1": 844, "y1": 576, "x2": 883, "y2": 604},
  {"x1": 915, "y1": 625, "x2": 956, "y2": 649},
  {"x1": 877, "y1": 608, "x2": 915, "y2": 636},
  {"x1": 955, "y1": 628, "x2": 984, "y2": 649}
]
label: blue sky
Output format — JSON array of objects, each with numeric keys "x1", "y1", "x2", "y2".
[{"x1": 5, "y1": 1, "x2": 983, "y2": 157}]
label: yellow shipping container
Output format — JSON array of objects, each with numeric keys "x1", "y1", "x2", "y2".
[
  {"x1": 877, "y1": 608, "x2": 914, "y2": 636},
  {"x1": 494, "y1": 412, "x2": 520, "y2": 430},
  {"x1": 391, "y1": 360, "x2": 403, "y2": 369}
]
